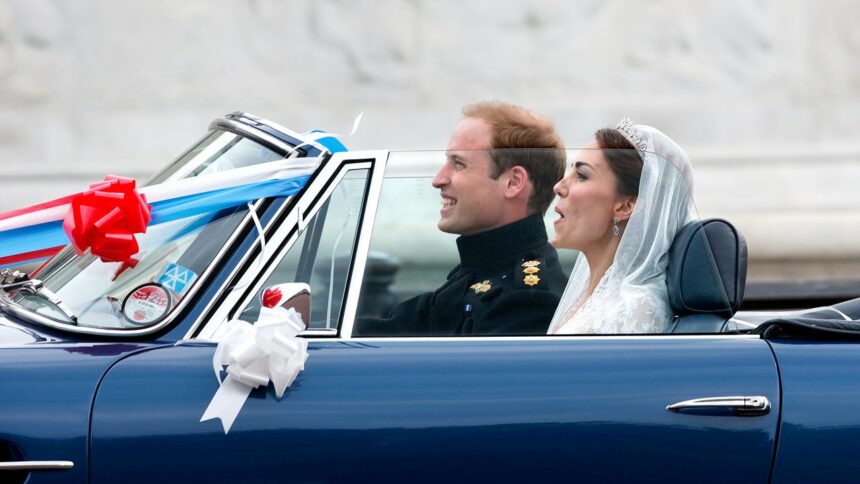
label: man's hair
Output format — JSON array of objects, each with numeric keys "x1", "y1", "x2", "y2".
[{"x1": 462, "y1": 101, "x2": 566, "y2": 215}]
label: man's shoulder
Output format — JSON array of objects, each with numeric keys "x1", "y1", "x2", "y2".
[
  {"x1": 464, "y1": 249, "x2": 567, "y2": 336},
  {"x1": 510, "y1": 254, "x2": 561, "y2": 292},
  {"x1": 463, "y1": 245, "x2": 566, "y2": 305},
  {"x1": 509, "y1": 244, "x2": 567, "y2": 293}
]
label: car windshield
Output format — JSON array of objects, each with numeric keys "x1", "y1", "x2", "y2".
[
  {"x1": 4, "y1": 127, "x2": 293, "y2": 332},
  {"x1": 147, "y1": 128, "x2": 286, "y2": 184},
  {"x1": 11, "y1": 206, "x2": 249, "y2": 329}
]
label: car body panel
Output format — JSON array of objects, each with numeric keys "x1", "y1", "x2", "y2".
[
  {"x1": 769, "y1": 340, "x2": 860, "y2": 483},
  {"x1": 0, "y1": 314, "x2": 51, "y2": 344},
  {"x1": 91, "y1": 336, "x2": 778, "y2": 483},
  {"x1": 0, "y1": 340, "x2": 155, "y2": 483}
]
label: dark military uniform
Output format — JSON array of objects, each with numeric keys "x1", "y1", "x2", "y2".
[{"x1": 353, "y1": 214, "x2": 568, "y2": 336}]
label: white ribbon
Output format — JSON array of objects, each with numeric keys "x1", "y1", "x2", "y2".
[
  {"x1": 200, "y1": 306, "x2": 308, "y2": 433},
  {"x1": 0, "y1": 158, "x2": 322, "y2": 232}
]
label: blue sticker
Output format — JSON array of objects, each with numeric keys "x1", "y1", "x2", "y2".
[{"x1": 157, "y1": 263, "x2": 198, "y2": 295}]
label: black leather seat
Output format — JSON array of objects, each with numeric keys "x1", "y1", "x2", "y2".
[{"x1": 666, "y1": 219, "x2": 748, "y2": 333}]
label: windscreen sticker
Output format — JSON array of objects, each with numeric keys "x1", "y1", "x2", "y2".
[
  {"x1": 122, "y1": 283, "x2": 172, "y2": 325},
  {"x1": 157, "y1": 262, "x2": 198, "y2": 295}
]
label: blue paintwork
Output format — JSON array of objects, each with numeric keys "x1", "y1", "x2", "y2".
[
  {"x1": 0, "y1": 336, "x2": 157, "y2": 483},
  {"x1": 90, "y1": 337, "x2": 778, "y2": 483},
  {"x1": 768, "y1": 339, "x2": 860, "y2": 483},
  {"x1": 0, "y1": 194, "x2": 293, "y2": 482},
  {"x1": 0, "y1": 314, "x2": 51, "y2": 344}
]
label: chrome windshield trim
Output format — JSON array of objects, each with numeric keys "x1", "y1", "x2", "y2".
[
  {"x1": 0, "y1": 460, "x2": 74, "y2": 471},
  {"x1": 0, "y1": 201, "x2": 262, "y2": 337},
  {"x1": 229, "y1": 113, "x2": 334, "y2": 156},
  {"x1": 209, "y1": 119, "x2": 295, "y2": 157}
]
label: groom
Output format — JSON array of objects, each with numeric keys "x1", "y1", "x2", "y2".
[{"x1": 354, "y1": 101, "x2": 568, "y2": 336}]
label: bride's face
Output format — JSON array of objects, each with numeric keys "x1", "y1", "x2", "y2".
[{"x1": 552, "y1": 141, "x2": 628, "y2": 251}]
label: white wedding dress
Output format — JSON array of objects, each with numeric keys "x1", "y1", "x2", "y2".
[{"x1": 548, "y1": 121, "x2": 695, "y2": 335}]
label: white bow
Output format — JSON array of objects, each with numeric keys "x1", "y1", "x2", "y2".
[{"x1": 200, "y1": 306, "x2": 308, "y2": 433}]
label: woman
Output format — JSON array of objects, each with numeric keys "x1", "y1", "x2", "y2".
[{"x1": 548, "y1": 119, "x2": 694, "y2": 334}]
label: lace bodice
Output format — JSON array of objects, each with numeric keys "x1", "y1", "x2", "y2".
[{"x1": 548, "y1": 265, "x2": 672, "y2": 334}]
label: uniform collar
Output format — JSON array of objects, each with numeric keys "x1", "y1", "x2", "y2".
[{"x1": 456, "y1": 214, "x2": 548, "y2": 268}]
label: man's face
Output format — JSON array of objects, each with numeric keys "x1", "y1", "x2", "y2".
[{"x1": 432, "y1": 117, "x2": 508, "y2": 235}]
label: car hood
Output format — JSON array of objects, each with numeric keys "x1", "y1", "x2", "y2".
[
  {"x1": 0, "y1": 326, "x2": 158, "y2": 482},
  {"x1": 0, "y1": 312, "x2": 56, "y2": 345}
]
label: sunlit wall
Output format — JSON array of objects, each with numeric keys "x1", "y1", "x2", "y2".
[{"x1": 1, "y1": 0, "x2": 858, "y2": 289}]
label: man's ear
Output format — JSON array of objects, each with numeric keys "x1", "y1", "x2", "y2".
[
  {"x1": 504, "y1": 166, "x2": 530, "y2": 199},
  {"x1": 614, "y1": 196, "x2": 636, "y2": 222}
]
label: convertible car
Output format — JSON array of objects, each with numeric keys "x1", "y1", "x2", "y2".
[{"x1": 1, "y1": 113, "x2": 859, "y2": 483}]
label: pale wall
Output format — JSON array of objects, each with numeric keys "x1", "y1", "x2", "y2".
[{"x1": 1, "y1": 0, "x2": 859, "y2": 282}]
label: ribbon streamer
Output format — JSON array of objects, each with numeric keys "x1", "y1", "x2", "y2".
[
  {"x1": 0, "y1": 158, "x2": 320, "y2": 267},
  {"x1": 200, "y1": 304, "x2": 308, "y2": 434}
]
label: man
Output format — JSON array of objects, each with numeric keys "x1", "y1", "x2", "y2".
[{"x1": 354, "y1": 101, "x2": 568, "y2": 336}]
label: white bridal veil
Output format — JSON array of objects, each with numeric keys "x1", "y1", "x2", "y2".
[{"x1": 548, "y1": 120, "x2": 695, "y2": 334}]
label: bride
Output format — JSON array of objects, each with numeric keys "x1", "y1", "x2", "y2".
[{"x1": 548, "y1": 119, "x2": 694, "y2": 334}]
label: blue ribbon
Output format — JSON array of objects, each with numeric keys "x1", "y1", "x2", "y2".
[
  {"x1": 304, "y1": 130, "x2": 348, "y2": 153},
  {"x1": 0, "y1": 174, "x2": 312, "y2": 265}
]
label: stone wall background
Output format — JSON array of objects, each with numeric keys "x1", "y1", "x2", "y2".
[{"x1": 1, "y1": 0, "x2": 859, "y2": 288}]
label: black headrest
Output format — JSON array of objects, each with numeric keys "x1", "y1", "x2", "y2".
[{"x1": 667, "y1": 219, "x2": 747, "y2": 318}]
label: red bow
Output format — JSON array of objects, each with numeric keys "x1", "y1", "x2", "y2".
[{"x1": 63, "y1": 176, "x2": 152, "y2": 264}]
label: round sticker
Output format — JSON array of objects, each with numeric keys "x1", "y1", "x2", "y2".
[{"x1": 122, "y1": 283, "x2": 172, "y2": 325}]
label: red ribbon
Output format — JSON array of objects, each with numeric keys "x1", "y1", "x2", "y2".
[{"x1": 63, "y1": 176, "x2": 152, "y2": 264}]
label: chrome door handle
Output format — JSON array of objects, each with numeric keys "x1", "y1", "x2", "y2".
[
  {"x1": 666, "y1": 396, "x2": 771, "y2": 416},
  {"x1": 0, "y1": 461, "x2": 74, "y2": 471}
]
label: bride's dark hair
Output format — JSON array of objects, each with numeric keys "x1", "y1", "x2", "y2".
[{"x1": 595, "y1": 128, "x2": 644, "y2": 198}]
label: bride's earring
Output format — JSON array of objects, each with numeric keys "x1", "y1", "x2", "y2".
[{"x1": 612, "y1": 217, "x2": 620, "y2": 236}]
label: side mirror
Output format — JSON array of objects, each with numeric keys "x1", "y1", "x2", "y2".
[{"x1": 262, "y1": 283, "x2": 311, "y2": 328}]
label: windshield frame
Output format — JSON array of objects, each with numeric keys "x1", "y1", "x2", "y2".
[
  {"x1": 0, "y1": 199, "x2": 265, "y2": 337},
  {"x1": 189, "y1": 151, "x2": 386, "y2": 341},
  {"x1": 0, "y1": 112, "x2": 332, "y2": 338}
]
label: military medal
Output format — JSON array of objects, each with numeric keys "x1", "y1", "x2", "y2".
[
  {"x1": 523, "y1": 274, "x2": 540, "y2": 286},
  {"x1": 521, "y1": 260, "x2": 541, "y2": 286},
  {"x1": 470, "y1": 280, "x2": 492, "y2": 294}
]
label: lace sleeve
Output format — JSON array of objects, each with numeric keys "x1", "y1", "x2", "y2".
[{"x1": 616, "y1": 290, "x2": 673, "y2": 334}]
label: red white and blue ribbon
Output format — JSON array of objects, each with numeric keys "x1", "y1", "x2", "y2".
[
  {"x1": 0, "y1": 112, "x2": 362, "y2": 269},
  {"x1": 0, "y1": 158, "x2": 321, "y2": 268}
]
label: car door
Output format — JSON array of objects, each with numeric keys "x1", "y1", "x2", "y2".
[
  {"x1": 767, "y1": 338, "x2": 860, "y2": 483},
  {"x1": 89, "y1": 150, "x2": 781, "y2": 483},
  {"x1": 90, "y1": 338, "x2": 778, "y2": 483}
]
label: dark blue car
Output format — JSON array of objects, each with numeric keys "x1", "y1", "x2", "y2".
[{"x1": 1, "y1": 113, "x2": 858, "y2": 483}]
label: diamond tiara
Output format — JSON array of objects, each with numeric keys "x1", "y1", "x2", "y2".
[{"x1": 615, "y1": 118, "x2": 648, "y2": 152}]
